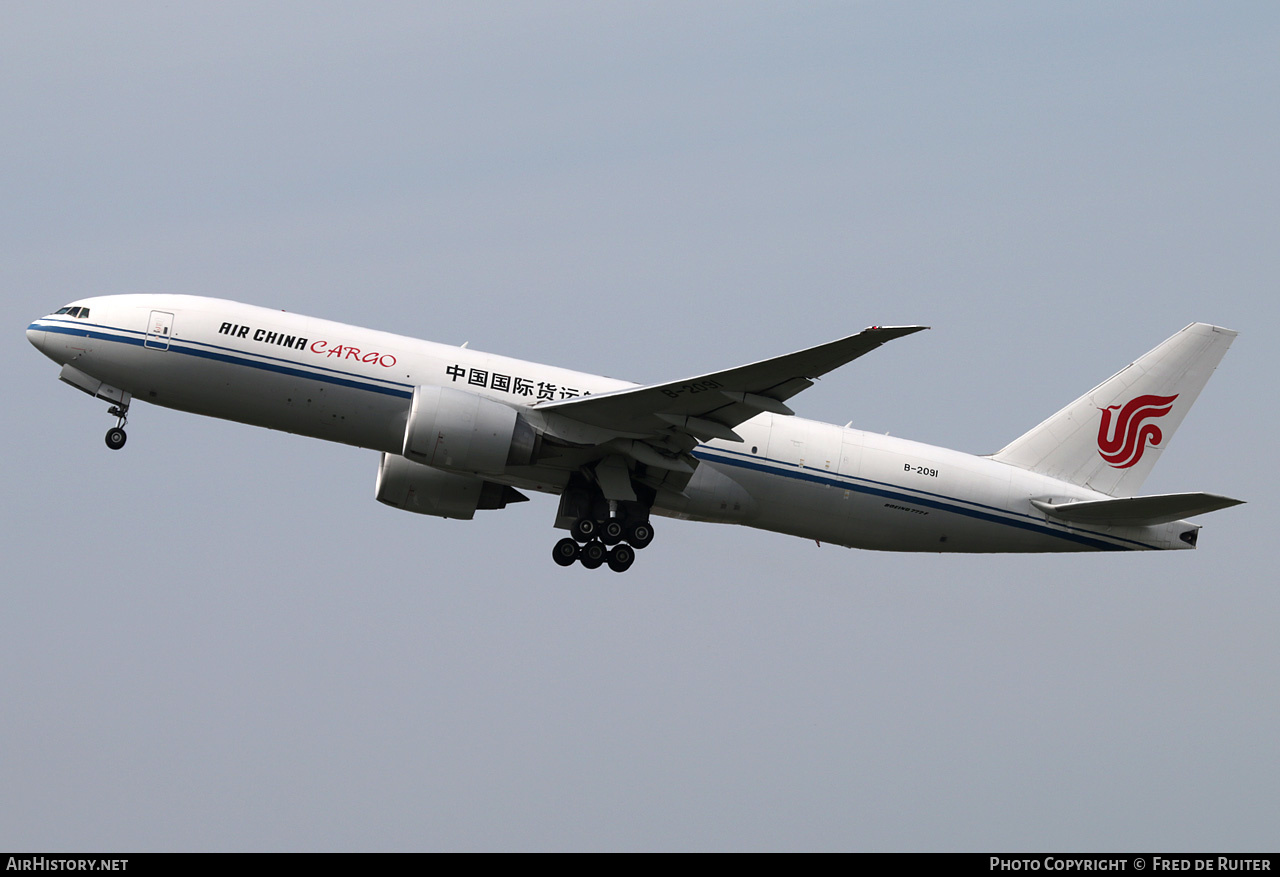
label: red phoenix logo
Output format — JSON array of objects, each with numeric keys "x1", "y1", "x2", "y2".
[{"x1": 1097, "y1": 394, "x2": 1179, "y2": 469}]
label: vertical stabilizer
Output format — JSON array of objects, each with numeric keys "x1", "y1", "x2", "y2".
[{"x1": 991, "y1": 323, "x2": 1236, "y2": 496}]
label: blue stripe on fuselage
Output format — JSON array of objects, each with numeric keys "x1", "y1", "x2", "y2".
[
  {"x1": 33, "y1": 319, "x2": 415, "y2": 399},
  {"x1": 693, "y1": 446, "x2": 1145, "y2": 551}
]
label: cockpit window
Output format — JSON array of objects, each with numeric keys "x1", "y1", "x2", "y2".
[
  {"x1": 55, "y1": 307, "x2": 71, "y2": 315},
  {"x1": 78, "y1": 308, "x2": 89, "y2": 319},
  {"x1": 52, "y1": 306, "x2": 90, "y2": 318}
]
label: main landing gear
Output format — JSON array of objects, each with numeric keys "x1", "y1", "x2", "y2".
[
  {"x1": 104, "y1": 403, "x2": 129, "y2": 450},
  {"x1": 552, "y1": 517, "x2": 654, "y2": 573},
  {"x1": 551, "y1": 471, "x2": 655, "y2": 573}
]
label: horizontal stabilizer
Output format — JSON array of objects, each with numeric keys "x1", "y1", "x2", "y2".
[{"x1": 1030, "y1": 492, "x2": 1244, "y2": 526}]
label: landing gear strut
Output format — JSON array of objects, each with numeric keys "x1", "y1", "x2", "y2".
[{"x1": 104, "y1": 403, "x2": 129, "y2": 450}]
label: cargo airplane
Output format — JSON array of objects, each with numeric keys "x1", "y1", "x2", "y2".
[{"x1": 26, "y1": 295, "x2": 1242, "y2": 572}]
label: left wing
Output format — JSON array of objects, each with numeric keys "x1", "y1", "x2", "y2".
[{"x1": 524, "y1": 325, "x2": 926, "y2": 489}]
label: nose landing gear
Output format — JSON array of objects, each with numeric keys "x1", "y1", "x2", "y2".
[
  {"x1": 104, "y1": 403, "x2": 129, "y2": 450},
  {"x1": 54, "y1": 365, "x2": 133, "y2": 451}
]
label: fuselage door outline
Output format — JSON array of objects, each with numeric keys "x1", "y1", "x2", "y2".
[{"x1": 144, "y1": 310, "x2": 174, "y2": 350}]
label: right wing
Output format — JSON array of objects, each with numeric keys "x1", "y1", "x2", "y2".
[
  {"x1": 534, "y1": 325, "x2": 928, "y2": 443},
  {"x1": 522, "y1": 325, "x2": 927, "y2": 494}
]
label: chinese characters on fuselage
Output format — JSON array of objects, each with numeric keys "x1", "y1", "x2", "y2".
[{"x1": 444, "y1": 364, "x2": 587, "y2": 402}]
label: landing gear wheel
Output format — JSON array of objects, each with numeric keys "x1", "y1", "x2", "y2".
[
  {"x1": 571, "y1": 517, "x2": 598, "y2": 542},
  {"x1": 105, "y1": 427, "x2": 127, "y2": 450},
  {"x1": 607, "y1": 544, "x2": 635, "y2": 573},
  {"x1": 625, "y1": 521, "x2": 654, "y2": 550},
  {"x1": 552, "y1": 538, "x2": 580, "y2": 567},
  {"x1": 602, "y1": 519, "x2": 625, "y2": 546},
  {"x1": 579, "y1": 541, "x2": 607, "y2": 570}
]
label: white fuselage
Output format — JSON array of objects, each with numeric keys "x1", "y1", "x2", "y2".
[{"x1": 27, "y1": 294, "x2": 1195, "y2": 552}]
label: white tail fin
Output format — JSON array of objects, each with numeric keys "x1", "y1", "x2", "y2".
[{"x1": 992, "y1": 323, "x2": 1237, "y2": 496}]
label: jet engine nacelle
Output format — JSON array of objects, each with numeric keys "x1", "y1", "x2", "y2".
[
  {"x1": 375, "y1": 452, "x2": 528, "y2": 520},
  {"x1": 402, "y1": 385, "x2": 539, "y2": 474}
]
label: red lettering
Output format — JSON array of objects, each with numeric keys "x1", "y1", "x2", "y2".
[{"x1": 309, "y1": 339, "x2": 395, "y2": 368}]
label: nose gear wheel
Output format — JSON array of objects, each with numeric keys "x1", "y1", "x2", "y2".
[{"x1": 104, "y1": 403, "x2": 130, "y2": 451}]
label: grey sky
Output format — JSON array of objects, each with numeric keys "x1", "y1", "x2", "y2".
[{"x1": 3, "y1": 2, "x2": 1277, "y2": 851}]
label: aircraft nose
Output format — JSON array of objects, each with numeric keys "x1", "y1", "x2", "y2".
[{"x1": 26, "y1": 323, "x2": 46, "y2": 353}]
